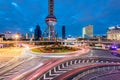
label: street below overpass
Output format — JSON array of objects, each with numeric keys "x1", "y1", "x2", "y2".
[{"x1": 0, "y1": 46, "x2": 120, "y2": 80}]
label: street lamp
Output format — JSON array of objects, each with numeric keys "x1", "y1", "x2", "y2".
[
  {"x1": 15, "y1": 34, "x2": 19, "y2": 40},
  {"x1": 14, "y1": 34, "x2": 20, "y2": 47}
]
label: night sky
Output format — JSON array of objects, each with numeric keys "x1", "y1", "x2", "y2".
[{"x1": 0, "y1": 0, "x2": 120, "y2": 37}]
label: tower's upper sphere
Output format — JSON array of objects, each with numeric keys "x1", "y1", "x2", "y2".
[
  {"x1": 46, "y1": 0, "x2": 57, "y2": 26},
  {"x1": 46, "y1": 0, "x2": 57, "y2": 23}
]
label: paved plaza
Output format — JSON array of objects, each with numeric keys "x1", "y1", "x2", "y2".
[{"x1": 0, "y1": 47, "x2": 24, "y2": 63}]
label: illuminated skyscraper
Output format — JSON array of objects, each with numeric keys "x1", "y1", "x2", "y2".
[{"x1": 44, "y1": 0, "x2": 57, "y2": 40}]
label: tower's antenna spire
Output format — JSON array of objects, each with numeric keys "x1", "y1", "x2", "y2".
[{"x1": 49, "y1": 0, "x2": 54, "y2": 15}]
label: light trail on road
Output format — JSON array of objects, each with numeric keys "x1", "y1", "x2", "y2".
[{"x1": 1, "y1": 46, "x2": 120, "y2": 80}]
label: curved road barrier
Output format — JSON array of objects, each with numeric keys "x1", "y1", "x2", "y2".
[
  {"x1": 25, "y1": 57, "x2": 120, "y2": 80},
  {"x1": 54, "y1": 63, "x2": 120, "y2": 80}
]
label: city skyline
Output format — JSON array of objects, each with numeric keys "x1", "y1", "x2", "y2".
[{"x1": 0, "y1": 0, "x2": 120, "y2": 37}]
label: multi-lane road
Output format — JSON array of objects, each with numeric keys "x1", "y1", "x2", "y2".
[
  {"x1": 0, "y1": 46, "x2": 120, "y2": 80},
  {"x1": 0, "y1": 46, "x2": 52, "y2": 80}
]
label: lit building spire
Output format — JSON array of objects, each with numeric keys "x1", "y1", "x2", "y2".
[{"x1": 49, "y1": 0, "x2": 54, "y2": 15}]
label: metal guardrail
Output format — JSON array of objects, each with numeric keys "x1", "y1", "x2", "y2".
[
  {"x1": 35, "y1": 57, "x2": 120, "y2": 80},
  {"x1": 72, "y1": 64, "x2": 120, "y2": 80},
  {"x1": 56, "y1": 64, "x2": 120, "y2": 80}
]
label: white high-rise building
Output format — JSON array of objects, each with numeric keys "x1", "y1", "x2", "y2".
[
  {"x1": 26, "y1": 33, "x2": 29, "y2": 39},
  {"x1": 82, "y1": 25, "x2": 93, "y2": 39},
  {"x1": 32, "y1": 33, "x2": 34, "y2": 39}
]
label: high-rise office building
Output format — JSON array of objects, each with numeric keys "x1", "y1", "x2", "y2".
[
  {"x1": 34, "y1": 24, "x2": 42, "y2": 40},
  {"x1": 26, "y1": 33, "x2": 29, "y2": 39},
  {"x1": 82, "y1": 25, "x2": 93, "y2": 39},
  {"x1": 62, "y1": 26, "x2": 66, "y2": 39},
  {"x1": 32, "y1": 33, "x2": 34, "y2": 39}
]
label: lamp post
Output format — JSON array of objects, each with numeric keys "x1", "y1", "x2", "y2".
[{"x1": 15, "y1": 34, "x2": 20, "y2": 47}]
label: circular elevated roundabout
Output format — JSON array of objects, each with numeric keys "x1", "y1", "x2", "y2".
[{"x1": 26, "y1": 57, "x2": 120, "y2": 80}]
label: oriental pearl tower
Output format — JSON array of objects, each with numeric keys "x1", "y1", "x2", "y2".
[{"x1": 44, "y1": 0, "x2": 57, "y2": 40}]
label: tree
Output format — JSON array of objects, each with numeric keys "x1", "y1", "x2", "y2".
[
  {"x1": 34, "y1": 24, "x2": 42, "y2": 40},
  {"x1": 62, "y1": 25, "x2": 66, "y2": 39}
]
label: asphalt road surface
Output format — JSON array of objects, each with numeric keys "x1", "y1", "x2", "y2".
[{"x1": 1, "y1": 48, "x2": 120, "y2": 80}]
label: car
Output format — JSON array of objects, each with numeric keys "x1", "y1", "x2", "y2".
[{"x1": 109, "y1": 45, "x2": 117, "y2": 50}]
